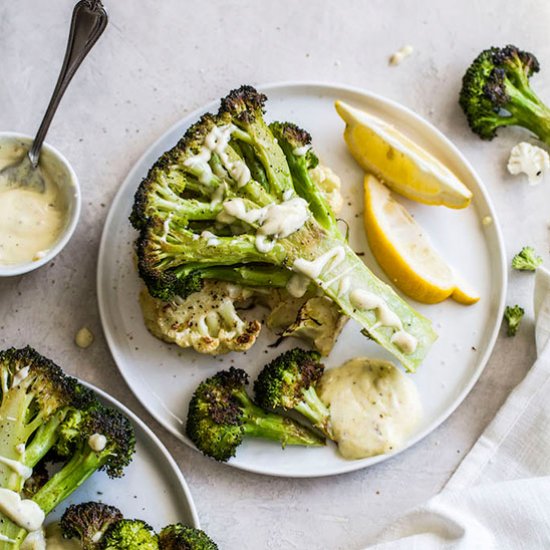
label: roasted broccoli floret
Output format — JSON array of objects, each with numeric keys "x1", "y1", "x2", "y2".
[
  {"x1": 504, "y1": 305, "x2": 524, "y2": 336},
  {"x1": 186, "y1": 367, "x2": 324, "y2": 462},
  {"x1": 60, "y1": 502, "x2": 123, "y2": 550},
  {"x1": 254, "y1": 348, "x2": 333, "y2": 438},
  {"x1": 0, "y1": 347, "x2": 135, "y2": 550},
  {"x1": 131, "y1": 86, "x2": 436, "y2": 371},
  {"x1": 459, "y1": 45, "x2": 550, "y2": 143},
  {"x1": 159, "y1": 523, "x2": 218, "y2": 550},
  {"x1": 101, "y1": 519, "x2": 158, "y2": 550},
  {"x1": 512, "y1": 246, "x2": 543, "y2": 271}
]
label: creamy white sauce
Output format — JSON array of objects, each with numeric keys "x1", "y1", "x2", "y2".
[
  {"x1": 11, "y1": 367, "x2": 30, "y2": 388},
  {"x1": 293, "y1": 145, "x2": 310, "y2": 156},
  {"x1": 0, "y1": 489, "x2": 45, "y2": 531},
  {"x1": 389, "y1": 44, "x2": 414, "y2": 65},
  {"x1": 0, "y1": 142, "x2": 68, "y2": 266},
  {"x1": 184, "y1": 124, "x2": 251, "y2": 187},
  {"x1": 0, "y1": 455, "x2": 32, "y2": 480},
  {"x1": 293, "y1": 246, "x2": 345, "y2": 280},
  {"x1": 391, "y1": 330, "x2": 418, "y2": 354},
  {"x1": 218, "y1": 196, "x2": 309, "y2": 253},
  {"x1": 286, "y1": 273, "x2": 310, "y2": 298},
  {"x1": 75, "y1": 327, "x2": 94, "y2": 349},
  {"x1": 349, "y1": 289, "x2": 417, "y2": 353},
  {"x1": 88, "y1": 433, "x2": 107, "y2": 452},
  {"x1": 21, "y1": 529, "x2": 46, "y2": 550},
  {"x1": 318, "y1": 358, "x2": 422, "y2": 459},
  {"x1": 200, "y1": 230, "x2": 220, "y2": 247}
]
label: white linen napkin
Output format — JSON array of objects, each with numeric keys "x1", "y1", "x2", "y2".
[{"x1": 365, "y1": 267, "x2": 550, "y2": 549}]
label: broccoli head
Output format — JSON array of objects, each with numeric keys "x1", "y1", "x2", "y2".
[
  {"x1": 131, "y1": 85, "x2": 436, "y2": 371},
  {"x1": 60, "y1": 502, "x2": 123, "y2": 550},
  {"x1": 512, "y1": 246, "x2": 543, "y2": 271},
  {"x1": 101, "y1": 519, "x2": 158, "y2": 550},
  {"x1": 254, "y1": 348, "x2": 333, "y2": 438},
  {"x1": 159, "y1": 523, "x2": 218, "y2": 550},
  {"x1": 459, "y1": 45, "x2": 550, "y2": 144},
  {"x1": 186, "y1": 367, "x2": 324, "y2": 462},
  {"x1": 504, "y1": 305, "x2": 524, "y2": 336}
]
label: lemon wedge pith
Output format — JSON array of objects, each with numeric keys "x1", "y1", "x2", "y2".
[
  {"x1": 363, "y1": 174, "x2": 479, "y2": 305},
  {"x1": 335, "y1": 100, "x2": 473, "y2": 209}
]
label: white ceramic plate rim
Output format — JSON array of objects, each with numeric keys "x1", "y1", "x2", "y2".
[
  {"x1": 82, "y1": 380, "x2": 200, "y2": 527},
  {"x1": 97, "y1": 81, "x2": 507, "y2": 478},
  {"x1": 0, "y1": 132, "x2": 81, "y2": 277}
]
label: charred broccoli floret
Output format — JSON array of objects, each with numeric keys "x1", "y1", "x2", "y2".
[
  {"x1": 504, "y1": 305, "x2": 524, "y2": 336},
  {"x1": 101, "y1": 519, "x2": 158, "y2": 550},
  {"x1": 459, "y1": 45, "x2": 550, "y2": 143},
  {"x1": 131, "y1": 85, "x2": 436, "y2": 371},
  {"x1": 159, "y1": 523, "x2": 218, "y2": 550},
  {"x1": 186, "y1": 367, "x2": 324, "y2": 462},
  {"x1": 512, "y1": 246, "x2": 543, "y2": 271},
  {"x1": 0, "y1": 348, "x2": 135, "y2": 550},
  {"x1": 254, "y1": 348, "x2": 333, "y2": 438},
  {"x1": 60, "y1": 502, "x2": 123, "y2": 550}
]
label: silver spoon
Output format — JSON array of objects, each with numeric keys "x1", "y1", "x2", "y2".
[{"x1": 0, "y1": 0, "x2": 108, "y2": 193}]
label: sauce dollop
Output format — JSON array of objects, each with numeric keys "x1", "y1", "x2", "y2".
[{"x1": 318, "y1": 358, "x2": 422, "y2": 459}]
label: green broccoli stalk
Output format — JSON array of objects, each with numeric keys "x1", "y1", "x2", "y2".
[
  {"x1": 159, "y1": 523, "x2": 218, "y2": 550},
  {"x1": 254, "y1": 348, "x2": 333, "y2": 439},
  {"x1": 101, "y1": 519, "x2": 159, "y2": 550},
  {"x1": 32, "y1": 405, "x2": 136, "y2": 514},
  {"x1": 459, "y1": 45, "x2": 550, "y2": 143},
  {"x1": 131, "y1": 86, "x2": 436, "y2": 371},
  {"x1": 512, "y1": 246, "x2": 543, "y2": 271},
  {"x1": 504, "y1": 305, "x2": 524, "y2": 336},
  {"x1": 60, "y1": 502, "x2": 123, "y2": 550},
  {"x1": 186, "y1": 367, "x2": 324, "y2": 462}
]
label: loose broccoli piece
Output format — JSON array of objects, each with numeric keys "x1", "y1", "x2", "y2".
[
  {"x1": 101, "y1": 519, "x2": 158, "y2": 550},
  {"x1": 131, "y1": 86, "x2": 436, "y2": 371},
  {"x1": 504, "y1": 305, "x2": 524, "y2": 336},
  {"x1": 512, "y1": 246, "x2": 543, "y2": 271},
  {"x1": 186, "y1": 367, "x2": 324, "y2": 462},
  {"x1": 254, "y1": 348, "x2": 333, "y2": 438},
  {"x1": 159, "y1": 523, "x2": 218, "y2": 550},
  {"x1": 60, "y1": 502, "x2": 123, "y2": 550},
  {"x1": 459, "y1": 45, "x2": 550, "y2": 144}
]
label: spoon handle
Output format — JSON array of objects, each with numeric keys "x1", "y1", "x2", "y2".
[{"x1": 28, "y1": 1, "x2": 108, "y2": 167}]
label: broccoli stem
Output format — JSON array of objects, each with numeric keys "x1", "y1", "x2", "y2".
[
  {"x1": 288, "y1": 237, "x2": 436, "y2": 372},
  {"x1": 199, "y1": 265, "x2": 292, "y2": 288},
  {"x1": 295, "y1": 386, "x2": 333, "y2": 439},
  {"x1": 506, "y1": 84, "x2": 550, "y2": 145},
  {"x1": 32, "y1": 452, "x2": 104, "y2": 516},
  {"x1": 236, "y1": 391, "x2": 324, "y2": 447}
]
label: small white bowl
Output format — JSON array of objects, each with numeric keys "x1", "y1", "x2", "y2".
[{"x1": 0, "y1": 132, "x2": 81, "y2": 277}]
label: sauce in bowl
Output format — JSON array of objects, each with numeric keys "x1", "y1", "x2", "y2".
[{"x1": 0, "y1": 139, "x2": 71, "y2": 267}]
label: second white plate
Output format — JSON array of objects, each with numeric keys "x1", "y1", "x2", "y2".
[
  {"x1": 45, "y1": 381, "x2": 199, "y2": 529},
  {"x1": 97, "y1": 82, "x2": 506, "y2": 477}
]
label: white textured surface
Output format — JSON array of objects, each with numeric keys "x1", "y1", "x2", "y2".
[{"x1": 0, "y1": 1, "x2": 549, "y2": 548}]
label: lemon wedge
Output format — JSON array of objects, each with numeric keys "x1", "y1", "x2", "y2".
[
  {"x1": 335, "y1": 100, "x2": 473, "y2": 209},
  {"x1": 363, "y1": 174, "x2": 479, "y2": 305}
]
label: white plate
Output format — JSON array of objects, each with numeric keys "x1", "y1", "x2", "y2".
[
  {"x1": 45, "y1": 381, "x2": 199, "y2": 529},
  {"x1": 97, "y1": 82, "x2": 506, "y2": 478}
]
